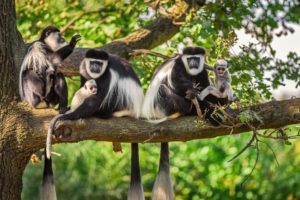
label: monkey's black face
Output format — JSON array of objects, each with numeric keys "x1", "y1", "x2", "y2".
[
  {"x1": 90, "y1": 61, "x2": 102, "y2": 74},
  {"x1": 84, "y1": 58, "x2": 108, "y2": 79},
  {"x1": 181, "y1": 54, "x2": 205, "y2": 76},
  {"x1": 187, "y1": 57, "x2": 200, "y2": 69}
]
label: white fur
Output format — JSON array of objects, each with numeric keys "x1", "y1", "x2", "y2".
[
  {"x1": 100, "y1": 69, "x2": 144, "y2": 118},
  {"x1": 83, "y1": 58, "x2": 108, "y2": 79},
  {"x1": 40, "y1": 176, "x2": 57, "y2": 200},
  {"x1": 44, "y1": 32, "x2": 67, "y2": 52},
  {"x1": 128, "y1": 184, "x2": 145, "y2": 200},
  {"x1": 142, "y1": 58, "x2": 177, "y2": 120},
  {"x1": 181, "y1": 55, "x2": 205, "y2": 76},
  {"x1": 19, "y1": 42, "x2": 52, "y2": 99},
  {"x1": 151, "y1": 170, "x2": 174, "y2": 200}
]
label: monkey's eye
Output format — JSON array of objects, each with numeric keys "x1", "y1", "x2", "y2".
[{"x1": 217, "y1": 68, "x2": 225, "y2": 72}]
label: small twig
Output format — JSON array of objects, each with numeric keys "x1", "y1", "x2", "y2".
[
  {"x1": 259, "y1": 140, "x2": 279, "y2": 167},
  {"x1": 228, "y1": 131, "x2": 256, "y2": 162},
  {"x1": 191, "y1": 98, "x2": 203, "y2": 119},
  {"x1": 130, "y1": 49, "x2": 171, "y2": 60},
  {"x1": 241, "y1": 139, "x2": 259, "y2": 187}
]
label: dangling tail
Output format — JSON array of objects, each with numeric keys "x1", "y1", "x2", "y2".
[
  {"x1": 41, "y1": 150, "x2": 57, "y2": 200},
  {"x1": 152, "y1": 142, "x2": 174, "y2": 200},
  {"x1": 128, "y1": 143, "x2": 145, "y2": 200},
  {"x1": 41, "y1": 114, "x2": 63, "y2": 200},
  {"x1": 46, "y1": 114, "x2": 63, "y2": 159}
]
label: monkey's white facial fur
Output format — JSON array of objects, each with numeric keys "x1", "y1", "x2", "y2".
[
  {"x1": 84, "y1": 79, "x2": 98, "y2": 95},
  {"x1": 181, "y1": 54, "x2": 205, "y2": 76},
  {"x1": 84, "y1": 58, "x2": 108, "y2": 79},
  {"x1": 215, "y1": 59, "x2": 228, "y2": 77},
  {"x1": 44, "y1": 32, "x2": 67, "y2": 51}
]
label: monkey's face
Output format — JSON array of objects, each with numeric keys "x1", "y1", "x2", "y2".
[
  {"x1": 44, "y1": 31, "x2": 67, "y2": 51},
  {"x1": 214, "y1": 59, "x2": 228, "y2": 77},
  {"x1": 84, "y1": 58, "x2": 108, "y2": 79},
  {"x1": 215, "y1": 65, "x2": 227, "y2": 77},
  {"x1": 181, "y1": 54, "x2": 205, "y2": 76},
  {"x1": 85, "y1": 80, "x2": 98, "y2": 95}
]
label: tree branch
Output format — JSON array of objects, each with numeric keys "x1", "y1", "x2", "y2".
[
  {"x1": 60, "y1": 0, "x2": 201, "y2": 76},
  {"x1": 24, "y1": 98, "x2": 300, "y2": 151}
]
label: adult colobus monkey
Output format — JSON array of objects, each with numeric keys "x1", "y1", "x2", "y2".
[
  {"x1": 198, "y1": 59, "x2": 235, "y2": 102},
  {"x1": 42, "y1": 79, "x2": 98, "y2": 200},
  {"x1": 43, "y1": 49, "x2": 145, "y2": 199},
  {"x1": 19, "y1": 25, "x2": 80, "y2": 114},
  {"x1": 79, "y1": 49, "x2": 145, "y2": 200},
  {"x1": 142, "y1": 47, "x2": 227, "y2": 199}
]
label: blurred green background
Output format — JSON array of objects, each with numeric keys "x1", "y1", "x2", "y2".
[{"x1": 17, "y1": 0, "x2": 300, "y2": 199}]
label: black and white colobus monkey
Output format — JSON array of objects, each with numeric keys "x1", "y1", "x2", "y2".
[
  {"x1": 19, "y1": 25, "x2": 81, "y2": 114},
  {"x1": 142, "y1": 47, "x2": 227, "y2": 199},
  {"x1": 42, "y1": 79, "x2": 98, "y2": 200},
  {"x1": 79, "y1": 49, "x2": 145, "y2": 200}
]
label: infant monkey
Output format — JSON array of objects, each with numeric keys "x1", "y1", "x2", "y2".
[{"x1": 199, "y1": 59, "x2": 235, "y2": 102}]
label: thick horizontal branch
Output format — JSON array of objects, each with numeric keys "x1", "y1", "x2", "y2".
[
  {"x1": 25, "y1": 98, "x2": 300, "y2": 151},
  {"x1": 60, "y1": 0, "x2": 198, "y2": 76}
]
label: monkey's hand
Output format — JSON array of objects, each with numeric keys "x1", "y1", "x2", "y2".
[
  {"x1": 185, "y1": 88, "x2": 200, "y2": 100},
  {"x1": 70, "y1": 34, "x2": 81, "y2": 47}
]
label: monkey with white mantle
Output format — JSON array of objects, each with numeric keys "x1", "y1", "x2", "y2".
[{"x1": 41, "y1": 79, "x2": 98, "y2": 200}]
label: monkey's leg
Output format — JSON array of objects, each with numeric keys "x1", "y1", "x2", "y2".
[
  {"x1": 198, "y1": 86, "x2": 221, "y2": 101},
  {"x1": 23, "y1": 70, "x2": 47, "y2": 108},
  {"x1": 53, "y1": 72, "x2": 68, "y2": 114},
  {"x1": 158, "y1": 85, "x2": 191, "y2": 116}
]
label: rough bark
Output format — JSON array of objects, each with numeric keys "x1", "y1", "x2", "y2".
[
  {"x1": 21, "y1": 98, "x2": 300, "y2": 149},
  {"x1": 0, "y1": 1, "x2": 30, "y2": 200}
]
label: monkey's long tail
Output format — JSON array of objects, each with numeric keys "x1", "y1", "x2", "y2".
[
  {"x1": 128, "y1": 143, "x2": 145, "y2": 200},
  {"x1": 41, "y1": 150, "x2": 57, "y2": 200},
  {"x1": 46, "y1": 114, "x2": 63, "y2": 159},
  {"x1": 41, "y1": 114, "x2": 63, "y2": 200},
  {"x1": 152, "y1": 142, "x2": 174, "y2": 200}
]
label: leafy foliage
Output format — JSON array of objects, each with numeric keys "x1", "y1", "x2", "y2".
[{"x1": 17, "y1": 0, "x2": 300, "y2": 199}]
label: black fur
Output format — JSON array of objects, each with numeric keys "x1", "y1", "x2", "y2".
[
  {"x1": 20, "y1": 26, "x2": 80, "y2": 114},
  {"x1": 79, "y1": 50, "x2": 142, "y2": 118},
  {"x1": 182, "y1": 46, "x2": 206, "y2": 55},
  {"x1": 152, "y1": 53, "x2": 226, "y2": 124},
  {"x1": 85, "y1": 49, "x2": 109, "y2": 60}
]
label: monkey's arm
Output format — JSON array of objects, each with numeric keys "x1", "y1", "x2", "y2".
[
  {"x1": 55, "y1": 35, "x2": 81, "y2": 60},
  {"x1": 204, "y1": 64, "x2": 214, "y2": 71}
]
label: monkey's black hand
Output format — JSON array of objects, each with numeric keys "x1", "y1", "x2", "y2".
[
  {"x1": 185, "y1": 88, "x2": 200, "y2": 100},
  {"x1": 70, "y1": 34, "x2": 81, "y2": 47}
]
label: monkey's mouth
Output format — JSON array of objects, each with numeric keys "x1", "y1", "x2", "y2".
[
  {"x1": 91, "y1": 86, "x2": 98, "y2": 95},
  {"x1": 187, "y1": 57, "x2": 200, "y2": 69},
  {"x1": 90, "y1": 61, "x2": 103, "y2": 73}
]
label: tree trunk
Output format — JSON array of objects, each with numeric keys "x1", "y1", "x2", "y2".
[{"x1": 0, "y1": 1, "x2": 29, "y2": 200}]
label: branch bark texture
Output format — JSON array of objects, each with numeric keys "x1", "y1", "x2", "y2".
[{"x1": 23, "y1": 98, "x2": 300, "y2": 152}]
